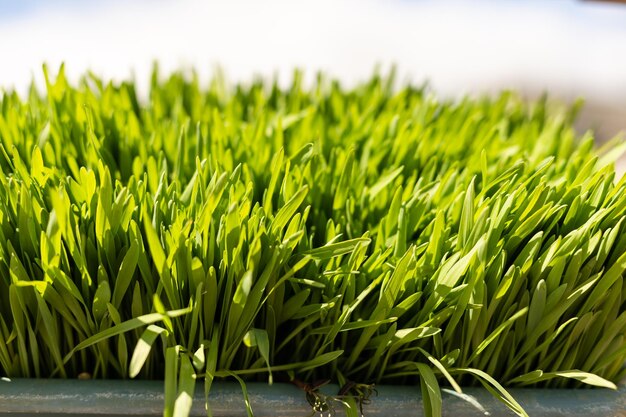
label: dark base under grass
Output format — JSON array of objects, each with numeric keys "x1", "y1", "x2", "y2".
[{"x1": 1, "y1": 379, "x2": 625, "y2": 417}]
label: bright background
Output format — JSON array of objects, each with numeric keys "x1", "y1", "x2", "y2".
[{"x1": 1, "y1": 0, "x2": 625, "y2": 169}]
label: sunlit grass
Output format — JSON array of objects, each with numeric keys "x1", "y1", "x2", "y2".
[{"x1": 0, "y1": 65, "x2": 625, "y2": 417}]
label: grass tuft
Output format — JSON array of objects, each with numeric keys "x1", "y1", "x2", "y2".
[{"x1": 1, "y1": 66, "x2": 625, "y2": 417}]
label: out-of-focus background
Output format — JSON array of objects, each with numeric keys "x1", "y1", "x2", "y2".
[{"x1": 1, "y1": 0, "x2": 625, "y2": 171}]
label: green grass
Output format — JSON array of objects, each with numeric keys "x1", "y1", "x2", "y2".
[{"x1": 1, "y1": 65, "x2": 626, "y2": 417}]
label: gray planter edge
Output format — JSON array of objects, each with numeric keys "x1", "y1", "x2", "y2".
[{"x1": 0, "y1": 379, "x2": 624, "y2": 417}]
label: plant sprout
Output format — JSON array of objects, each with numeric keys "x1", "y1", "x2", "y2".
[{"x1": 0, "y1": 65, "x2": 625, "y2": 417}]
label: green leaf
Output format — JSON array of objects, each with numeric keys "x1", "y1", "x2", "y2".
[
  {"x1": 458, "y1": 177, "x2": 476, "y2": 250},
  {"x1": 225, "y1": 371, "x2": 254, "y2": 417},
  {"x1": 129, "y1": 325, "x2": 168, "y2": 378},
  {"x1": 436, "y1": 237, "x2": 484, "y2": 290},
  {"x1": 509, "y1": 370, "x2": 617, "y2": 389},
  {"x1": 143, "y1": 215, "x2": 167, "y2": 271},
  {"x1": 112, "y1": 240, "x2": 140, "y2": 309},
  {"x1": 527, "y1": 280, "x2": 546, "y2": 332},
  {"x1": 469, "y1": 307, "x2": 528, "y2": 362},
  {"x1": 368, "y1": 166, "x2": 404, "y2": 200},
  {"x1": 417, "y1": 347, "x2": 462, "y2": 394},
  {"x1": 415, "y1": 363, "x2": 442, "y2": 417},
  {"x1": 204, "y1": 337, "x2": 219, "y2": 417},
  {"x1": 272, "y1": 185, "x2": 308, "y2": 234},
  {"x1": 93, "y1": 281, "x2": 111, "y2": 324},
  {"x1": 452, "y1": 368, "x2": 528, "y2": 417},
  {"x1": 243, "y1": 328, "x2": 273, "y2": 383},
  {"x1": 304, "y1": 238, "x2": 371, "y2": 260},
  {"x1": 174, "y1": 355, "x2": 196, "y2": 417},
  {"x1": 164, "y1": 346, "x2": 180, "y2": 417},
  {"x1": 61, "y1": 308, "x2": 190, "y2": 366}
]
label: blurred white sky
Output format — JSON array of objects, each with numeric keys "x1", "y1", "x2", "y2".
[
  {"x1": 1, "y1": 0, "x2": 626, "y2": 96},
  {"x1": 0, "y1": 0, "x2": 625, "y2": 145}
]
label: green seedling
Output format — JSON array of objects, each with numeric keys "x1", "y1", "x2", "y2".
[{"x1": 0, "y1": 65, "x2": 624, "y2": 417}]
